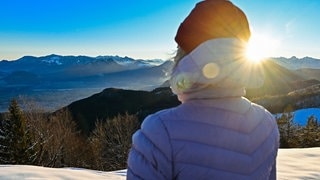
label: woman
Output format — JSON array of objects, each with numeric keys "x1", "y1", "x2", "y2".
[{"x1": 127, "y1": 0, "x2": 279, "y2": 179}]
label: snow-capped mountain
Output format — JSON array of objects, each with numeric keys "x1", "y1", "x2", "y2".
[
  {"x1": 96, "y1": 55, "x2": 164, "y2": 67},
  {"x1": 0, "y1": 54, "x2": 173, "y2": 112},
  {"x1": 0, "y1": 54, "x2": 170, "y2": 83},
  {"x1": 41, "y1": 55, "x2": 63, "y2": 65},
  {"x1": 0, "y1": 54, "x2": 165, "y2": 73},
  {"x1": 271, "y1": 56, "x2": 320, "y2": 70}
]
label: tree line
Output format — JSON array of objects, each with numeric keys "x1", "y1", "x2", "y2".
[
  {"x1": 0, "y1": 100, "x2": 319, "y2": 171},
  {"x1": 276, "y1": 105, "x2": 320, "y2": 148},
  {"x1": 0, "y1": 99, "x2": 139, "y2": 171}
]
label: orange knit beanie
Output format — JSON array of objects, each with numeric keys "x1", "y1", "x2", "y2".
[{"x1": 175, "y1": 0, "x2": 251, "y2": 54}]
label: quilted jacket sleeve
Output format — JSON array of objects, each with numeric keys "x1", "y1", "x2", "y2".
[
  {"x1": 269, "y1": 161, "x2": 277, "y2": 180},
  {"x1": 127, "y1": 114, "x2": 173, "y2": 180}
]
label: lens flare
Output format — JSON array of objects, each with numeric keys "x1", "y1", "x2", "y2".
[
  {"x1": 246, "y1": 33, "x2": 279, "y2": 63},
  {"x1": 202, "y1": 63, "x2": 220, "y2": 79}
]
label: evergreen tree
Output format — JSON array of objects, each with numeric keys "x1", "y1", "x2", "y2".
[
  {"x1": 302, "y1": 115, "x2": 320, "y2": 147},
  {"x1": 277, "y1": 105, "x2": 300, "y2": 148},
  {"x1": 0, "y1": 99, "x2": 36, "y2": 164},
  {"x1": 0, "y1": 117, "x2": 11, "y2": 163}
]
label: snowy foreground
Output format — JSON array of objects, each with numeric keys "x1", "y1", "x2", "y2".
[{"x1": 0, "y1": 148, "x2": 320, "y2": 180}]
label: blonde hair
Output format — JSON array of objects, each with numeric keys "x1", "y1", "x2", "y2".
[{"x1": 173, "y1": 47, "x2": 187, "y2": 69}]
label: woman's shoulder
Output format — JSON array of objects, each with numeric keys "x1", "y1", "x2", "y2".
[
  {"x1": 249, "y1": 101, "x2": 275, "y2": 119},
  {"x1": 141, "y1": 107, "x2": 177, "y2": 128}
]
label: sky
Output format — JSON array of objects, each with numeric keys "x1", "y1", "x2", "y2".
[{"x1": 1, "y1": 0, "x2": 320, "y2": 61}]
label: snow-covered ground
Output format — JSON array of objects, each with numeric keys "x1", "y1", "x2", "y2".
[
  {"x1": 0, "y1": 165, "x2": 126, "y2": 180},
  {"x1": 277, "y1": 148, "x2": 320, "y2": 179},
  {"x1": 0, "y1": 148, "x2": 320, "y2": 179}
]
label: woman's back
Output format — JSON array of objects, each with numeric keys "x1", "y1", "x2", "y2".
[
  {"x1": 127, "y1": 97, "x2": 279, "y2": 179},
  {"x1": 160, "y1": 97, "x2": 278, "y2": 179}
]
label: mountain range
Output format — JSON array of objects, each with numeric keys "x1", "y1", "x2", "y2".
[
  {"x1": 0, "y1": 54, "x2": 166, "y2": 83},
  {"x1": 0, "y1": 55, "x2": 320, "y2": 114},
  {"x1": 272, "y1": 56, "x2": 320, "y2": 70},
  {"x1": 0, "y1": 54, "x2": 172, "y2": 112}
]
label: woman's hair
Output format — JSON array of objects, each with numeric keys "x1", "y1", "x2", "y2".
[{"x1": 173, "y1": 46, "x2": 187, "y2": 69}]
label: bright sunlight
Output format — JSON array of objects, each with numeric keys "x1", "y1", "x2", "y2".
[{"x1": 246, "y1": 33, "x2": 279, "y2": 63}]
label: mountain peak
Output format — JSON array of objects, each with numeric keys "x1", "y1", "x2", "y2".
[{"x1": 272, "y1": 56, "x2": 320, "y2": 70}]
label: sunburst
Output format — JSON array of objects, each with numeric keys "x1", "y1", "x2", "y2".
[{"x1": 246, "y1": 33, "x2": 279, "y2": 63}]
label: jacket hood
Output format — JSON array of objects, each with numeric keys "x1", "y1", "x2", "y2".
[{"x1": 170, "y1": 38, "x2": 264, "y2": 102}]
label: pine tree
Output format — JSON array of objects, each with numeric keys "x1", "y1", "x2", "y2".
[
  {"x1": 277, "y1": 105, "x2": 300, "y2": 148},
  {"x1": 0, "y1": 117, "x2": 11, "y2": 163},
  {"x1": 0, "y1": 99, "x2": 36, "y2": 164},
  {"x1": 302, "y1": 115, "x2": 320, "y2": 147}
]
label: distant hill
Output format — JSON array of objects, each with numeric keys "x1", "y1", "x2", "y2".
[
  {"x1": 246, "y1": 59, "x2": 320, "y2": 98},
  {"x1": 64, "y1": 87, "x2": 180, "y2": 135},
  {"x1": 293, "y1": 68, "x2": 320, "y2": 81},
  {"x1": 3, "y1": 71, "x2": 40, "y2": 84}
]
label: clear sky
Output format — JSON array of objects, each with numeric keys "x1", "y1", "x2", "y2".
[{"x1": 1, "y1": 0, "x2": 319, "y2": 61}]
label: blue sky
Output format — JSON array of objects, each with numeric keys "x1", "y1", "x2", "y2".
[{"x1": 1, "y1": 0, "x2": 319, "y2": 60}]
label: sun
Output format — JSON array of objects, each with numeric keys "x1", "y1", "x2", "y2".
[{"x1": 246, "y1": 33, "x2": 279, "y2": 63}]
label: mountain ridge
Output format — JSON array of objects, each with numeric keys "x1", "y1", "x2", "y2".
[
  {"x1": 271, "y1": 56, "x2": 320, "y2": 70},
  {"x1": 1, "y1": 54, "x2": 320, "y2": 113}
]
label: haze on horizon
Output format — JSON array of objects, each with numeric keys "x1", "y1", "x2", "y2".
[{"x1": 1, "y1": 0, "x2": 320, "y2": 61}]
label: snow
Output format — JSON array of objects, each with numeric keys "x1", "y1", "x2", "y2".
[
  {"x1": 1, "y1": 148, "x2": 320, "y2": 179},
  {"x1": 277, "y1": 148, "x2": 320, "y2": 179},
  {"x1": 95, "y1": 55, "x2": 164, "y2": 67},
  {"x1": 42, "y1": 56, "x2": 62, "y2": 65},
  {"x1": 0, "y1": 165, "x2": 126, "y2": 180}
]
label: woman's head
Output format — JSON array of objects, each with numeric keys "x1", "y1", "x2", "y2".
[
  {"x1": 175, "y1": 0, "x2": 250, "y2": 54},
  {"x1": 170, "y1": 0, "x2": 264, "y2": 98}
]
